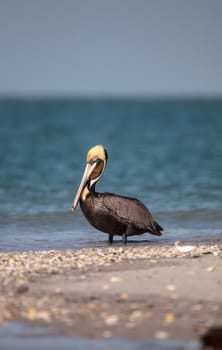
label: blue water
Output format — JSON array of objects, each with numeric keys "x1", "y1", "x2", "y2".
[
  {"x1": 0, "y1": 322, "x2": 200, "y2": 350},
  {"x1": 0, "y1": 98, "x2": 222, "y2": 251}
]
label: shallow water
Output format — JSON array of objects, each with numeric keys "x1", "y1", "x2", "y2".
[
  {"x1": 0, "y1": 98, "x2": 222, "y2": 251},
  {"x1": 0, "y1": 322, "x2": 201, "y2": 350}
]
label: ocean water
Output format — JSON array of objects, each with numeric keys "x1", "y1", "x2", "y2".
[
  {"x1": 0, "y1": 98, "x2": 221, "y2": 252},
  {"x1": 0, "y1": 322, "x2": 200, "y2": 350}
]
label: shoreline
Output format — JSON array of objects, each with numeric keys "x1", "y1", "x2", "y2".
[{"x1": 0, "y1": 243, "x2": 222, "y2": 344}]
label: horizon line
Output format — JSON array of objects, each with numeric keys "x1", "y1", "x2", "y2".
[{"x1": 0, "y1": 93, "x2": 222, "y2": 101}]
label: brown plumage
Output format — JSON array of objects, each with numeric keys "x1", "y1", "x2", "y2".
[{"x1": 71, "y1": 144, "x2": 163, "y2": 244}]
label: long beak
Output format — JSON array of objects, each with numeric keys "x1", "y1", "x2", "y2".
[{"x1": 71, "y1": 162, "x2": 97, "y2": 212}]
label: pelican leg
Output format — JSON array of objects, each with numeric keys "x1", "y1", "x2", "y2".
[
  {"x1": 122, "y1": 234, "x2": 127, "y2": 244},
  {"x1": 108, "y1": 234, "x2": 113, "y2": 244}
]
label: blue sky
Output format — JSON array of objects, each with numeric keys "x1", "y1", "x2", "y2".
[{"x1": 0, "y1": 0, "x2": 222, "y2": 97}]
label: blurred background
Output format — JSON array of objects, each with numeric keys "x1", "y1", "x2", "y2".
[
  {"x1": 0, "y1": 0, "x2": 222, "y2": 97},
  {"x1": 0, "y1": 1, "x2": 221, "y2": 251}
]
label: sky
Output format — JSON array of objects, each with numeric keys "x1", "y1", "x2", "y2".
[{"x1": 0, "y1": 0, "x2": 222, "y2": 97}]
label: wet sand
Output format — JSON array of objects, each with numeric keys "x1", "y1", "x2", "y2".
[{"x1": 0, "y1": 243, "x2": 222, "y2": 346}]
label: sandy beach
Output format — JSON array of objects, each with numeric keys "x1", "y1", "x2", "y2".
[{"x1": 0, "y1": 243, "x2": 222, "y2": 348}]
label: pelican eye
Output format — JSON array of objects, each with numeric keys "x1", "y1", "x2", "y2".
[{"x1": 89, "y1": 157, "x2": 101, "y2": 165}]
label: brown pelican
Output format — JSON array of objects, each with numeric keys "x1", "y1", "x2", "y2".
[{"x1": 71, "y1": 145, "x2": 163, "y2": 244}]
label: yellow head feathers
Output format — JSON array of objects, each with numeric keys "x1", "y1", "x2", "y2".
[{"x1": 86, "y1": 144, "x2": 107, "y2": 163}]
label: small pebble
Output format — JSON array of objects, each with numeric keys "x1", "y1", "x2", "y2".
[
  {"x1": 16, "y1": 283, "x2": 29, "y2": 294},
  {"x1": 164, "y1": 312, "x2": 175, "y2": 324},
  {"x1": 191, "y1": 304, "x2": 202, "y2": 311},
  {"x1": 54, "y1": 288, "x2": 62, "y2": 294},
  {"x1": 175, "y1": 241, "x2": 195, "y2": 253},
  {"x1": 104, "y1": 314, "x2": 119, "y2": 326},
  {"x1": 119, "y1": 292, "x2": 129, "y2": 300},
  {"x1": 207, "y1": 266, "x2": 215, "y2": 272},
  {"x1": 110, "y1": 276, "x2": 121, "y2": 283},
  {"x1": 155, "y1": 330, "x2": 169, "y2": 339},
  {"x1": 166, "y1": 284, "x2": 176, "y2": 292},
  {"x1": 129, "y1": 310, "x2": 143, "y2": 323},
  {"x1": 103, "y1": 284, "x2": 110, "y2": 290}
]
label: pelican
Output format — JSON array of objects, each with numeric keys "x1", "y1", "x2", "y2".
[{"x1": 71, "y1": 145, "x2": 163, "y2": 244}]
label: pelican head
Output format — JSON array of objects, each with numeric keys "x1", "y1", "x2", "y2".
[{"x1": 71, "y1": 145, "x2": 108, "y2": 212}]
